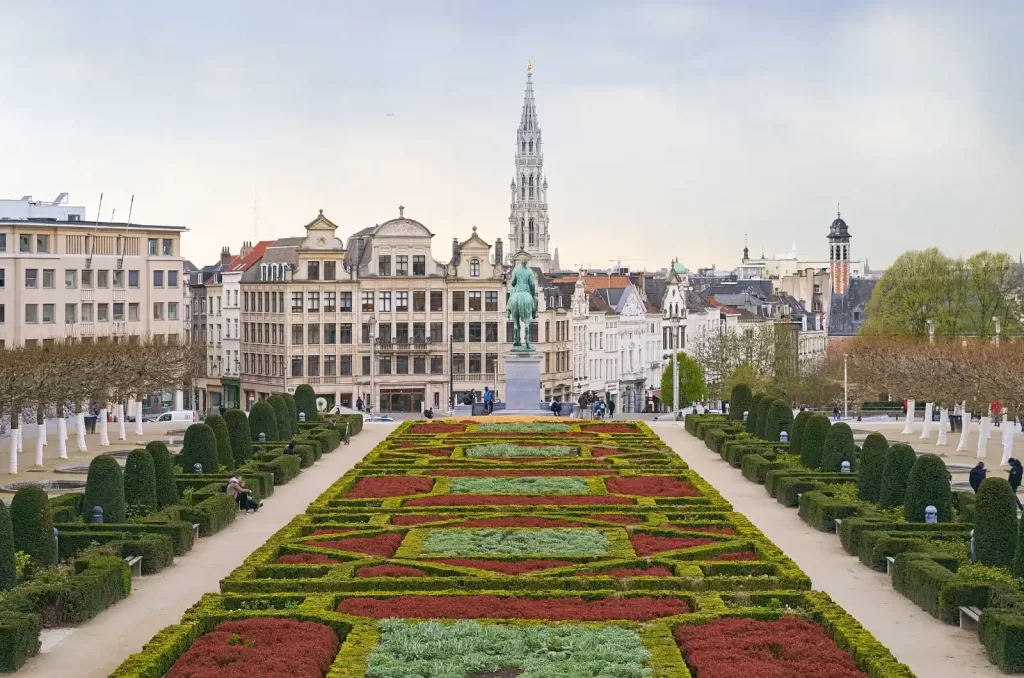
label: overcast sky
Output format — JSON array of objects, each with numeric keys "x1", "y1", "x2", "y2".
[{"x1": 2, "y1": 1, "x2": 1021, "y2": 271}]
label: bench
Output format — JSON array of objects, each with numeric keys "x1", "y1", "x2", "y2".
[
  {"x1": 124, "y1": 555, "x2": 143, "y2": 578},
  {"x1": 834, "y1": 518, "x2": 843, "y2": 535},
  {"x1": 885, "y1": 556, "x2": 895, "y2": 578},
  {"x1": 192, "y1": 523, "x2": 200, "y2": 539},
  {"x1": 959, "y1": 605, "x2": 982, "y2": 631}
]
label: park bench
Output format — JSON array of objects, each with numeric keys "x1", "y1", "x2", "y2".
[
  {"x1": 885, "y1": 556, "x2": 896, "y2": 578},
  {"x1": 834, "y1": 518, "x2": 843, "y2": 535},
  {"x1": 959, "y1": 605, "x2": 982, "y2": 631},
  {"x1": 124, "y1": 555, "x2": 143, "y2": 578},
  {"x1": 192, "y1": 523, "x2": 200, "y2": 539}
]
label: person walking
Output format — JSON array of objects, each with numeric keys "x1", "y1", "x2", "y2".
[
  {"x1": 1008, "y1": 459, "x2": 1023, "y2": 510},
  {"x1": 607, "y1": 398, "x2": 616, "y2": 419},
  {"x1": 356, "y1": 397, "x2": 363, "y2": 412},
  {"x1": 578, "y1": 392, "x2": 589, "y2": 420},
  {"x1": 969, "y1": 462, "x2": 986, "y2": 493},
  {"x1": 483, "y1": 387, "x2": 494, "y2": 414}
]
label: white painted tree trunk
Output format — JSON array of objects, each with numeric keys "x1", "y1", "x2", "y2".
[
  {"x1": 1001, "y1": 421, "x2": 1015, "y2": 466},
  {"x1": 8, "y1": 428, "x2": 18, "y2": 474},
  {"x1": 34, "y1": 425, "x2": 44, "y2": 467},
  {"x1": 40, "y1": 417, "x2": 47, "y2": 446},
  {"x1": 936, "y1": 408, "x2": 949, "y2": 445},
  {"x1": 57, "y1": 417, "x2": 68, "y2": 459},
  {"x1": 977, "y1": 416, "x2": 989, "y2": 459},
  {"x1": 956, "y1": 402, "x2": 970, "y2": 452},
  {"x1": 134, "y1": 399, "x2": 145, "y2": 436},
  {"x1": 77, "y1": 411, "x2": 88, "y2": 452},
  {"x1": 902, "y1": 400, "x2": 916, "y2": 434},
  {"x1": 16, "y1": 417, "x2": 23, "y2": 454},
  {"x1": 175, "y1": 389, "x2": 184, "y2": 411},
  {"x1": 99, "y1": 409, "x2": 110, "y2": 446},
  {"x1": 920, "y1": 403, "x2": 933, "y2": 438},
  {"x1": 116, "y1": 404, "x2": 126, "y2": 441}
]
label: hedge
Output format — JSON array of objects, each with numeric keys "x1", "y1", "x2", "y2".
[
  {"x1": 247, "y1": 454, "x2": 301, "y2": 485},
  {"x1": 175, "y1": 471, "x2": 274, "y2": 502},
  {"x1": 224, "y1": 408, "x2": 253, "y2": 466},
  {"x1": 282, "y1": 393, "x2": 299, "y2": 432},
  {"x1": 762, "y1": 399, "x2": 793, "y2": 444},
  {"x1": 892, "y1": 552, "x2": 957, "y2": 619},
  {"x1": 82, "y1": 455, "x2": 126, "y2": 524},
  {"x1": 878, "y1": 444, "x2": 916, "y2": 510},
  {"x1": 754, "y1": 397, "x2": 773, "y2": 439},
  {"x1": 0, "y1": 611, "x2": 41, "y2": 672},
  {"x1": 980, "y1": 609, "x2": 1024, "y2": 672},
  {"x1": 820, "y1": 422, "x2": 855, "y2": 473},
  {"x1": 729, "y1": 383, "x2": 751, "y2": 422},
  {"x1": 58, "y1": 521, "x2": 194, "y2": 558},
  {"x1": 248, "y1": 401, "x2": 279, "y2": 442},
  {"x1": 745, "y1": 393, "x2": 765, "y2": 434},
  {"x1": 0, "y1": 501, "x2": 15, "y2": 591},
  {"x1": 789, "y1": 410, "x2": 813, "y2": 457},
  {"x1": 181, "y1": 423, "x2": 220, "y2": 475},
  {"x1": 975, "y1": 477, "x2": 1018, "y2": 569},
  {"x1": 799, "y1": 414, "x2": 830, "y2": 470},
  {"x1": 145, "y1": 441, "x2": 179, "y2": 509},
  {"x1": 268, "y1": 395, "x2": 292, "y2": 440},
  {"x1": 903, "y1": 454, "x2": 952, "y2": 523},
  {"x1": 204, "y1": 414, "x2": 235, "y2": 473},
  {"x1": 857, "y1": 433, "x2": 889, "y2": 503},
  {"x1": 124, "y1": 449, "x2": 158, "y2": 516},
  {"x1": 180, "y1": 494, "x2": 236, "y2": 537},
  {"x1": 799, "y1": 490, "x2": 861, "y2": 532},
  {"x1": 10, "y1": 486, "x2": 56, "y2": 568},
  {"x1": 336, "y1": 413, "x2": 363, "y2": 437},
  {"x1": 294, "y1": 383, "x2": 318, "y2": 423}
]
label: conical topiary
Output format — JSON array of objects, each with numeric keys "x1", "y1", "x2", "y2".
[
  {"x1": 729, "y1": 384, "x2": 752, "y2": 422},
  {"x1": 124, "y1": 449, "x2": 157, "y2": 516},
  {"x1": 1013, "y1": 514, "x2": 1024, "y2": 578},
  {"x1": 146, "y1": 441, "x2": 178, "y2": 508},
  {"x1": 754, "y1": 397, "x2": 773, "y2": 439},
  {"x1": 11, "y1": 486, "x2": 56, "y2": 567},
  {"x1": 268, "y1": 395, "x2": 291, "y2": 441},
  {"x1": 248, "y1": 401, "x2": 279, "y2": 442},
  {"x1": 82, "y1": 454, "x2": 126, "y2": 523},
  {"x1": 181, "y1": 423, "x2": 219, "y2": 475},
  {"x1": 800, "y1": 414, "x2": 831, "y2": 469},
  {"x1": 282, "y1": 393, "x2": 299, "y2": 435},
  {"x1": 904, "y1": 454, "x2": 952, "y2": 523},
  {"x1": 820, "y1": 422, "x2": 856, "y2": 473},
  {"x1": 790, "y1": 410, "x2": 813, "y2": 457},
  {"x1": 763, "y1": 399, "x2": 794, "y2": 443},
  {"x1": 975, "y1": 477, "x2": 1018, "y2": 569},
  {"x1": 857, "y1": 433, "x2": 889, "y2": 502},
  {"x1": 224, "y1": 408, "x2": 253, "y2": 466},
  {"x1": 204, "y1": 414, "x2": 234, "y2": 472},
  {"x1": 745, "y1": 393, "x2": 765, "y2": 434},
  {"x1": 878, "y1": 443, "x2": 917, "y2": 510},
  {"x1": 0, "y1": 500, "x2": 17, "y2": 590},
  {"x1": 294, "y1": 384, "x2": 318, "y2": 423}
]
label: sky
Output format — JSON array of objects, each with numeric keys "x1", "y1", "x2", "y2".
[{"x1": 2, "y1": 1, "x2": 1021, "y2": 272}]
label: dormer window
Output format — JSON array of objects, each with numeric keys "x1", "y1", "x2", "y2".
[
  {"x1": 470, "y1": 259, "x2": 480, "y2": 277},
  {"x1": 307, "y1": 261, "x2": 320, "y2": 280}
]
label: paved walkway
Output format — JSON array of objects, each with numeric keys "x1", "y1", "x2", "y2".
[
  {"x1": 20, "y1": 423, "x2": 397, "y2": 678},
  {"x1": 655, "y1": 423, "x2": 1001, "y2": 678}
]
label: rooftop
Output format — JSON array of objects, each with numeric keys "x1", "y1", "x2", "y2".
[{"x1": 0, "y1": 217, "x2": 187, "y2": 231}]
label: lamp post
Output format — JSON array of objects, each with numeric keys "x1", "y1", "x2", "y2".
[
  {"x1": 994, "y1": 316, "x2": 1002, "y2": 346},
  {"x1": 672, "y1": 316, "x2": 681, "y2": 420},
  {"x1": 367, "y1": 314, "x2": 376, "y2": 415},
  {"x1": 843, "y1": 352, "x2": 848, "y2": 420},
  {"x1": 927, "y1": 318, "x2": 936, "y2": 345}
]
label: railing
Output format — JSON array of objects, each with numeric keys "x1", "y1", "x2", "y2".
[
  {"x1": 80, "y1": 322, "x2": 95, "y2": 336},
  {"x1": 454, "y1": 373, "x2": 504, "y2": 382},
  {"x1": 374, "y1": 341, "x2": 439, "y2": 351}
]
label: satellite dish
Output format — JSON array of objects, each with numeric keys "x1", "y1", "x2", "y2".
[{"x1": 316, "y1": 397, "x2": 328, "y2": 412}]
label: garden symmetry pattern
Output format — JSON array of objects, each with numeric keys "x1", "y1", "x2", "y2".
[{"x1": 111, "y1": 420, "x2": 913, "y2": 677}]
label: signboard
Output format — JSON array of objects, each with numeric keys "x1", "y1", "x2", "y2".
[{"x1": 605, "y1": 382, "x2": 619, "y2": 394}]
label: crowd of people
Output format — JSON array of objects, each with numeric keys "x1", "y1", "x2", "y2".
[{"x1": 970, "y1": 458, "x2": 1024, "y2": 509}]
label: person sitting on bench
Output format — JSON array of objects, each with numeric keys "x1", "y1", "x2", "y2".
[
  {"x1": 226, "y1": 475, "x2": 261, "y2": 512},
  {"x1": 285, "y1": 440, "x2": 300, "y2": 456}
]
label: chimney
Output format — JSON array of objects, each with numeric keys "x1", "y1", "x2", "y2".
[
  {"x1": 240, "y1": 241, "x2": 253, "y2": 258},
  {"x1": 220, "y1": 246, "x2": 232, "y2": 265},
  {"x1": 801, "y1": 315, "x2": 808, "y2": 332},
  {"x1": 494, "y1": 238, "x2": 503, "y2": 265},
  {"x1": 452, "y1": 237, "x2": 460, "y2": 265}
]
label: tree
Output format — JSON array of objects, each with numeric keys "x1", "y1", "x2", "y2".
[
  {"x1": 745, "y1": 393, "x2": 765, "y2": 434},
  {"x1": 0, "y1": 500, "x2": 17, "y2": 590},
  {"x1": 820, "y1": 422, "x2": 856, "y2": 473},
  {"x1": 903, "y1": 454, "x2": 952, "y2": 523},
  {"x1": 975, "y1": 478, "x2": 1018, "y2": 569},
  {"x1": 224, "y1": 409, "x2": 253, "y2": 466},
  {"x1": 878, "y1": 444, "x2": 917, "y2": 510},
  {"x1": 204, "y1": 414, "x2": 235, "y2": 472},
  {"x1": 789, "y1": 410, "x2": 813, "y2": 457},
  {"x1": 82, "y1": 455, "x2": 126, "y2": 524},
  {"x1": 857, "y1": 433, "x2": 889, "y2": 503},
  {"x1": 800, "y1": 414, "x2": 831, "y2": 469},
  {"x1": 1013, "y1": 516, "x2": 1024, "y2": 578},
  {"x1": 146, "y1": 441, "x2": 178, "y2": 509},
  {"x1": 762, "y1": 399, "x2": 793, "y2": 443},
  {"x1": 282, "y1": 393, "x2": 299, "y2": 435},
  {"x1": 181, "y1": 423, "x2": 219, "y2": 474},
  {"x1": 728, "y1": 383, "x2": 752, "y2": 422},
  {"x1": 10, "y1": 487, "x2": 55, "y2": 568},
  {"x1": 294, "y1": 384, "x2": 318, "y2": 423},
  {"x1": 124, "y1": 449, "x2": 157, "y2": 516},
  {"x1": 268, "y1": 395, "x2": 292, "y2": 442},
  {"x1": 754, "y1": 397, "x2": 772, "y2": 439},
  {"x1": 661, "y1": 353, "x2": 706, "y2": 410},
  {"x1": 248, "y1": 401, "x2": 279, "y2": 442}
]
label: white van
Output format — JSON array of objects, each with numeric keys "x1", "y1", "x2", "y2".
[{"x1": 154, "y1": 410, "x2": 198, "y2": 423}]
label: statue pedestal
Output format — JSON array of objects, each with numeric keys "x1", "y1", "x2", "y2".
[{"x1": 501, "y1": 350, "x2": 546, "y2": 415}]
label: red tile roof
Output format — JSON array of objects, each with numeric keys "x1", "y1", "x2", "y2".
[{"x1": 229, "y1": 240, "x2": 274, "y2": 272}]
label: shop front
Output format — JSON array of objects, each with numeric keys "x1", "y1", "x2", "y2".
[
  {"x1": 221, "y1": 378, "x2": 240, "y2": 410},
  {"x1": 379, "y1": 388, "x2": 425, "y2": 413}
]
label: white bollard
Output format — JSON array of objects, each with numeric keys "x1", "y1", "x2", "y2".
[
  {"x1": 16, "y1": 417, "x2": 23, "y2": 454},
  {"x1": 40, "y1": 417, "x2": 47, "y2": 446},
  {"x1": 977, "y1": 416, "x2": 988, "y2": 459},
  {"x1": 57, "y1": 417, "x2": 68, "y2": 459},
  {"x1": 920, "y1": 403, "x2": 933, "y2": 439},
  {"x1": 77, "y1": 411, "x2": 88, "y2": 452},
  {"x1": 956, "y1": 402, "x2": 970, "y2": 452},
  {"x1": 902, "y1": 400, "x2": 916, "y2": 434},
  {"x1": 134, "y1": 399, "x2": 145, "y2": 437},
  {"x1": 116, "y1": 404, "x2": 127, "y2": 441},
  {"x1": 937, "y1": 408, "x2": 949, "y2": 446},
  {"x1": 8, "y1": 428, "x2": 17, "y2": 475},
  {"x1": 99, "y1": 409, "x2": 110, "y2": 446},
  {"x1": 34, "y1": 425, "x2": 44, "y2": 467},
  {"x1": 1001, "y1": 421, "x2": 1015, "y2": 466}
]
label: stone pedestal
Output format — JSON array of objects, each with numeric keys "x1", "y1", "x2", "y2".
[{"x1": 503, "y1": 350, "x2": 544, "y2": 414}]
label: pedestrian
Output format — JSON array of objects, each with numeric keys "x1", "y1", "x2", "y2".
[
  {"x1": 1009, "y1": 459, "x2": 1023, "y2": 510},
  {"x1": 483, "y1": 386, "x2": 494, "y2": 414},
  {"x1": 832, "y1": 405, "x2": 841, "y2": 421},
  {"x1": 969, "y1": 461, "x2": 986, "y2": 493},
  {"x1": 356, "y1": 397, "x2": 363, "y2": 412},
  {"x1": 578, "y1": 392, "x2": 589, "y2": 420},
  {"x1": 550, "y1": 399, "x2": 562, "y2": 417},
  {"x1": 607, "y1": 398, "x2": 616, "y2": 419}
]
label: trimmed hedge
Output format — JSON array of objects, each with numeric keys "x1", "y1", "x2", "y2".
[
  {"x1": 181, "y1": 423, "x2": 220, "y2": 475},
  {"x1": 820, "y1": 422, "x2": 855, "y2": 473},
  {"x1": 729, "y1": 383, "x2": 751, "y2": 421},
  {"x1": 248, "y1": 401, "x2": 279, "y2": 442},
  {"x1": 204, "y1": 414, "x2": 235, "y2": 473},
  {"x1": 294, "y1": 383, "x2": 318, "y2": 423},
  {"x1": 762, "y1": 399, "x2": 793, "y2": 444},
  {"x1": 58, "y1": 521, "x2": 194, "y2": 557},
  {"x1": 789, "y1": 410, "x2": 813, "y2": 457},
  {"x1": 0, "y1": 501, "x2": 15, "y2": 591},
  {"x1": 147, "y1": 441, "x2": 179, "y2": 509},
  {"x1": 282, "y1": 392, "x2": 299, "y2": 433},
  {"x1": 745, "y1": 393, "x2": 765, "y2": 434},
  {"x1": 82, "y1": 455, "x2": 126, "y2": 524},
  {"x1": 892, "y1": 552, "x2": 957, "y2": 619},
  {"x1": 10, "y1": 486, "x2": 56, "y2": 568},
  {"x1": 224, "y1": 408, "x2": 253, "y2": 466},
  {"x1": 975, "y1": 477, "x2": 1018, "y2": 569},
  {"x1": 0, "y1": 611, "x2": 41, "y2": 672},
  {"x1": 878, "y1": 444, "x2": 916, "y2": 510},
  {"x1": 799, "y1": 414, "x2": 830, "y2": 470},
  {"x1": 980, "y1": 609, "x2": 1024, "y2": 673},
  {"x1": 799, "y1": 490, "x2": 860, "y2": 532},
  {"x1": 124, "y1": 449, "x2": 158, "y2": 516},
  {"x1": 857, "y1": 433, "x2": 889, "y2": 502},
  {"x1": 180, "y1": 494, "x2": 236, "y2": 537},
  {"x1": 903, "y1": 454, "x2": 952, "y2": 523},
  {"x1": 754, "y1": 397, "x2": 773, "y2": 439},
  {"x1": 268, "y1": 395, "x2": 292, "y2": 441}
]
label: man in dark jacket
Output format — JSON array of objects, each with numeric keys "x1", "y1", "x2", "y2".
[
  {"x1": 969, "y1": 462, "x2": 986, "y2": 493},
  {"x1": 1009, "y1": 459, "x2": 1023, "y2": 509}
]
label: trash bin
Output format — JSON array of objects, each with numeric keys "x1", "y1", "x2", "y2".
[
  {"x1": 84, "y1": 415, "x2": 98, "y2": 434},
  {"x1": 950, "y1": 415, "x2": 962, "y2": 432}
]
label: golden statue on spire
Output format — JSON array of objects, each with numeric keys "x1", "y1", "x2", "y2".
[{"x1": 527, "y1": 60, "x2": 532, "y2": 74}]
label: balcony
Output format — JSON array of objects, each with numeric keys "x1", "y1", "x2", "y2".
[
  {"x1": 454, "y1": 373, "x2": 504, "y2": 383},
  {"x1": 374, "y1": 341, "x2": 440, "y2": 352},
  {"x1": 80, "y1": 322, "x2": 95, "y2": 336}
]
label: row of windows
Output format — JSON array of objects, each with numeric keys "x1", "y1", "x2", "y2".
[
  {"x1": 450, "y1": 291, "x2": 499, "y2": 312},
  {"x1": 377, "y1": 255, "x2": 427, "y2": 277},
  {"x1": 12, "y1": 267, "x2": 175, "y2": 291},
  {"x1": 451, "y1": 353, "x2": 500, "y2": 375},
  {"x1": 146, "y1": 238, "x2": 176, "y2": 256},
  {"x1": 278, "y1": 354, "x2": 447, "y2": 378},
  {"x1": 16, "y1": 300, "x2": 180, "y2": 325},
  {"x1": 545, "y1": 350, "x2": 570, "y2": 373}
]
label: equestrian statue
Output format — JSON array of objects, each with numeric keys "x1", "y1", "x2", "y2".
[{"x1": 506, "y1": 258, "x2": 538, "y2": 351}]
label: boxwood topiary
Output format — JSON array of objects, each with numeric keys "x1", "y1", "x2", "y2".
[
  {"x1": 790, "y1": 410, "x2": 813, "y2": 457},
  {"x1": 0, "y1": 500, "x2": 16, "y2": 590},
  {"x1": 81, "y1": 454, "x2": 126, "y2": 524},
  {"x1": 203, "y1": 414, "x2": 234, "y2": 472},
  {"x1": 878, "y1": 443, "x2": 917, "y2": 510},
  {"x1": 224, "y1": 408, "x2": 253, "y2": 466},
  {"x1": 754, "y1": 397, "x2": 773, "y2": 439},
  {"x1": 11, "y1": 486, "x2": 56, "y2": 568},
  {"x1": 729, "y1": 384, "x2": 751, "y2": 422},
  {"x1": 857, "y1": 432, "x2": 889, "y2": 502},
  {"x1": 294, "y1": 384, "x2": 318, "y2": 423},
  {"x1": 146, "y1": 441, "x2": 178, "y2": 509},
  {"x1": 123, "y1": 449, "x2": 157, "y2": 516},
  {"x1": 763, "y1": 399, "x2": 794, "y2": 443},
  {"x1": 975, "y1": 477, "x2": 1018, "y2": 569},
  {"x1": 248, "y1": 401, "x2": 279, "y2": 442},
  {"x1": 800, "y1": 414, "x2": 831, "y2": 470},
  {"x1": 267, "y1": 395, "x2": 291, "y2": 441},
  {"x1": 820, "y1": 422, "x2": 856, "y2": 473},
  {"x1": 745, "y1": 393, "x2": 765, "y2": 434},
  {"x1": 282, "y1": 393, "x2": 298, "y2": 435},
  {"x1": 903, "y1": 454, "x2": 952, "y2": 523},
  {"x1": 181, "y1": 423, "x2": 220, "y2": 475}
]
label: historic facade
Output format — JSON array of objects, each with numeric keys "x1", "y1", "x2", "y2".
[{"x1": 507, "y1": 63, "x2": 553, "y2": 273}]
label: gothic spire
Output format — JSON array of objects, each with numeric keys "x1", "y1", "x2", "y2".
[
  {"x1": 520, "y1": 61, "x2": 538, "y2": 131},
  {"x1": 508, "y1": 61, "x2": 552, "y2": 273}
]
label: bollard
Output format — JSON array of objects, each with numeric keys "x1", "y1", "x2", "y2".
[
  {"x1": 970, "y1": 529, "x2": 976, "y2": 563},
  {"x1": 343, "y1": 422, "x2": 350, "y2": 445},
  {"x1": 299, "y1": 412, "x2": 306, "y2": 422},
  {"x1": 840, "y1": 461, "x2": 851, "y2": 474},
  {"x1": 193, "y1": 463, "x2": 203, "y2": 474},
  {"x1": 258, "y1": 432, "x2": 266, "y2": 442},
  {"x1": 90, "y1": 506, "x2": 104, "y2": 524},
  {"x1": 780, "y1": 431, "x2": 788, "y2": 443},
  {"x1": 53, "y1": 527, "x2": 59, "y2": 561},
  {"x1": 925, "y1": 505, "x2": 938, "y2": 524}
]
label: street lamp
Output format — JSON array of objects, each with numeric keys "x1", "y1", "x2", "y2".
[
  {"x1": 927, "y1": 318, "x2": 936, "y2": 345},
  {"x1": 367, "y1": 314, "x2": 376, "y2": 415},
  {"x1": 994, "y1": 317, "x2": 1002, "y2": 346},
  {"x1": 671, "y1": 316, "x2": 681, "y2": 420}
]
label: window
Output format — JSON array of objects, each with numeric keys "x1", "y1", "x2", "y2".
[
  {"x1": 113, "y1": 270, "x2": 125, "y2": 288},
  {"x1": 340, "y1": 323, "x2": 352, "y2": 344},
  {"x1": 324, "y1": 291, "x2": 336, "y2": 313},
  {"x1": 469, "y1": 353, "x2": 482, "y2": 374},
  {"x1": 256, "y1": 294, "x2": 263, "y2": 313},
  {"x1": 339, "y1": 355, "x2": 353, "y2": 375},
  {"x1": 396, "y1": 291, "x2": 409, "y2": 312},
  {"x1": 362, "y1": 355, "x2": 372, "y2": 375},
  {"x1": 396, "y1": 355, "x2": 409, "y2": 374},
  {"x1": 378, "y1": 323, "x2": 392, "y2": 343},
  {"x1": 82, "y1": 303, "x2": 94, "y2": 321},
  {"x1": 431, "y1": 356, "x2": 444, "y2": 374},
  {"x1": 413, "y1": 255, "x2": 425, "y2": 276},
  {"x1": 362, "y1": 323, "x2": 372, "y2": 343},
  {"x1": 470, "y1": 259, "x2": 480, "y2": 277},
  {"x1": 162, "y1": 239, "x2": 172, "y2": 256},
  {"x1": 291, "y1": 324, "x2": 304, "y2": 345},
  {"x1": 486, "y1": 353, "x2": 498, "y2": 375},
  {"x1": 324, "y1": 323, "x2": 336, "y2": 344},
  {"x1": 168, "y1": 270, "x2": 178, "y2": 287},
  {"x1": 153, "y1": 302, "x2": 164, "y2": 320},
  {"x1": 379, "y1": 291, "x2": 391, "y2": 312},
  {"x1": 396, "y1": 255, "x2": 408, "y2": 276},
  {"x1": 42, "y1": 303, "x2": 55, "y2": 323},
  {"x1": 361, "y1": 291, "x2": 374, "y2": 312},
  {"x1": 430, "y1": 290, "x2": 443, "y2": 312},
  {"x1": 411, "y1": 290, "x2": 426, "y2": 312},
  {"x1": 414, "y1": 355, "x2": 426, "y2": 374},
  {"x1": 469, "y1": 322, "x2": 481, "y2": 342},
  {"x1": 379, "y1": 357, "x2": 392, "y2": 374},
  {"x1": 379, "y1": 255, "x2": 391, "y2": 276},
  {"x1": 307, "y1": 355, "x2": 320, "y2": 377},
  {"x1": 98, "y1": 270, "x2": 109, "y2": 288},
  {"x1": 148, "y1": 238, "x2": 158, "y2": 255},
  {"x1": 452, "y1": 322, "x2": 465, "y2": 342},
  {"x1": 307, "y1": 292, "x2": 320, "y2": 312},
  {"x1": 324, "y1": 355, "x2": 336, "y2": 376},
  {"x1": 81, "y1": 269, "x2": 93, "y2": 288},
  {"x1": 291, "y1": 356, "x2": 304, "y2": 377},
  {"x1": 129, "y1": 303, "x2": 139, "y2": 321},
  {"x1": 63, "y1": 269, "x2": 77, "y2": 289},
  {"x1": 393, "y1": 322, "x2": 407, "y2": 343},
  {"x1": 36, "y1": 235, "x2": 49, "y2": 253},
  {"x1": 486, "y1": 322, "x2": 498, "y2": 342},
  {"x1": 0, "y1": 234, "x2": 6, "y2": 252},
  {"x1": 485, "y1": 291, "x2": 498, "y2": 312},
  {"x1": 323, "y1": 261, "x2": 336, "y2": 280},
  {"x1": 169, "y1": 302, "x2": 178, "y2": 320},
  {"x1": 307, "y1": 323, "x2": 320, "y2": 344},
  {"x1": 25, "y1": 269, "x2": 37, "y2": 288},
  {"x1": 305, "y1": 261, "x2": 321, "y2": 280},
  {"x1": 413, "y1": 322, "x2": 426, "y2": 343},
  {"x1": 153, "y1": 270, "x2": 164, "y2": 287},
  {"x1": 25, "y1": 304, "x2": 38, "y2": 323},
  {"x1": 469, "y1": 291, "x2": 482, "y2": 311},
  {"x1": 452, "y1": 291, "x2": 465, "y2": 311},
  {"x1": 19, "y1": 234, "x2": 32, "y2": 253},
  {"x1": 128, "y1": 270, "x2": 139, "y2": 288},
  {"x1": 430, "y1": 322, "x2": 443, "y2": 343},
  {"x1": 340, "y1": 292, "x2": 353, "y2": 312},
  {"x1": 292, "y1": 292, "x2": 304, "y2": 312},
  {"x1": 452, "y1": 353, "x2": 465, "y2": 373},
  {"x1": 98, "y1": 303, "x2": 109, "y2": 321}
]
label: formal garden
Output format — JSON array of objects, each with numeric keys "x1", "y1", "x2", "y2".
[
  {"x1": 105, "y1": 417, "x2": 912, "y2": 677},
  {"x1": 0, "y1": 382, "x2": 362, "y2": 673},
  {"x1": 689, "y1": 381, "x2": 1024, "y2": 673}
]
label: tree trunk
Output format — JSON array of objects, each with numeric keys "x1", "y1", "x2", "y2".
[
  {"x1": 134, "y1": 398, "x2": 145, "y2": 436},
  {"x1": 977, "y1": 416, "x2": 988, "y2": 459},
  {"x1": 76, "y1": 402, "x2": 88, "y2": 453},
  {"x1": 1001, "y1": 421, "x2": 1015, "y2": 465},
  {"x1": 956, "y1": 401, "x2": 970, "y2": 452},
  {"x1": 936, "y1": 407, "x2": 949, "y2": 446},
  {"x1": 38, "y1": 406, "x2": 47, "y2": 446},
  {"x1": 57, "y1": 415, "x2": 68, "y2": 459},
  {"x1": 901, "y1": 399, "x2": 915, "y2": 435},
  {"x1": 175, "y1": 389, "x2": 184, "y2": 411},
  {"x1": 116, "y1": 403, "x2": 126, "y2": 441},
  {"x1": 8, "y1": 411, "x2": 18, "y2": 475},
  {"x1": 99, "y1": 408, "x2": 110, "y2": 446}
]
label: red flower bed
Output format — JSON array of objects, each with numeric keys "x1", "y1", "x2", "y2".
[
  {"x1": 586, "y1": 514, "x2": 642, "y2": 524},
  {"x1": 631, "y1": 534, "x2": 714, "y2": 557},
  {"x1": 309, "y1": 528, "x2": 354, "y2": 536},
  {"x1": 675, "y1": 617, "x2": 867, "y2": 678},
  {"x1": 708, "y1": 551, "x2": 758, "y2": 561},
  {"x1": 166, "y1": 618, "x2": 340, "y2": 678},
  {"x1": 582, "y1": 567, "x2": 674, "y2": 577},
  {"x1": 591, "y1": 448, "x2": 622, "y2": 458},
  {"x1": 276, "y1": 553, "x2": 338, "y2": 565},
  {"x1": 606, "y1": 476, "x2": 700, "y2": 497},
  {"x1": 428, "y1": 558, "x2": 574, "y2": 574},
  {"x1": 405, "y1": 495, "x2": 634, "y2": 506},
  {"x1": 392, "y1": 514, "x2": 455, "y2": 526},
  {"x1": 432, "y1": 469, "x2": 611, "y2": 477},
  {"x1": 338, "y1": 595, "x2": 689, "y2": 621},
  {"x1": 344, "y1": 477, "x2": 434, "y2": 498},
  {"x1": 409, "y1": 423, "x2": 466, "y2": 434},
  {"x1": 582, "y1": 424, "x2": 638, "y2": 433},
  {"x1": 356, "y1": 565, "x2": 427, "y2": 578},
  {"x1": 305, "y1": 533, "x2": 404, "y2": 557},
  {"x1": 454, "y1": 517, "x2": 587, "y2": 528}
]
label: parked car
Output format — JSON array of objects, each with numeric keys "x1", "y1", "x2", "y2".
[{"x1": 153, "y1": 410, "x2": 198, "y2": 423}]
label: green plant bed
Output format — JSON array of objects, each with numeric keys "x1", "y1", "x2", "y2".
[
  {"x1": 0, "y1": 611, "x2": 42, "y2": 672},
  {"x1": 179, "y1": 494, "x2": 237, "y2": 537},
  {"x1": 448, "y1": 477, "x2": 591, "y2": 495},
  {"x1": 839, "y1": 517, "x2": 973, "y2": 556},
  {"x1": 775, "y1": 475, "x2": 856, "y2": 508},
  {"x1": 798, "y1": 491, "x2": 862, "y2": 532},
  {"x1": 980, "y1": 609, "x2": 1024, "y2": 672},
  {"x1": 55, "y1": 521, "x2": 194, "y2": 557},
  {"x1": 415, "y1": 528, "x2": 614, "y2": 557},
  {"x1": 464, "y1": 444, "x2": 577, "y2": 459}
]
